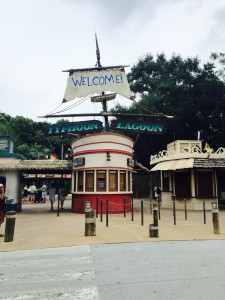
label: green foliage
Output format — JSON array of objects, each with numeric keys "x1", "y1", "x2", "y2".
[
  {"x1": 1, "y1": 52, "x2": 225, "y2": 167},
  {"x1": 113, "y1": 53, "x2": 225, "y2": 166},
  {"x1": 0, "y1": 114, "x2": 73, "y2": 159},
  {"x1": 210, "y1": 52, "x2": 225, "y2": 81}
]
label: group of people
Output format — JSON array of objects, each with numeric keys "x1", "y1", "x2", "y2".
[{"x1": 22, "y1": 182, "x2": 68, "y2": 210}]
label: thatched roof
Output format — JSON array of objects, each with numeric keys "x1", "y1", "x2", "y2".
[
  {"x1": 0, "y1": 158, "x2": 21, "y2": 170},
  {"x1": 0, "y1": 158, "x2": 73, "y2": 171}
]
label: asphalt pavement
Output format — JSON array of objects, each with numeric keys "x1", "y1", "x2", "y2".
[
  {"x1": 1, "y1": 240, "x2": 225, "y2": 299},
  {"x1": 1, "y1": 198, "x2": 225, "y2": 299}
]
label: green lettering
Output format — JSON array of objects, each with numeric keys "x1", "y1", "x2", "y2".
[
  {"x1": 54, "y1": 126, "x2": 61, "y2": 134},
  {"x1": 77, "y1": 124, "x2": 84, "y2": 131},
  {"x1": 139, "y1": 124, "x2": 146, "y2": 130},
  {"x1": 116, "y1": 122, "x2": 124, "y2": 129},
  {"x1": 147, "y1": 125, "x2": 155, "y2": 131},
  {"x1": 131, "y1": 123, "x2": 139, "y2": 130},
  {"x1": 83, "y1": 123, "x2": 91, "y2": 130},
  {"x1": 155, "y1": 125, "x2": 163, "y2": 132},
  {"x1": 47, "y1": 127, "x2": 54, "y2": 134},
  {"x1": 60, "y1": 126, "x2": 69, "y2": 133},
  {"x1": 124, "y1": 123, "x2": 132, "y2": 130},
  {"x1": 92, "y1": 123, "x2": 99, "y2": 130}
]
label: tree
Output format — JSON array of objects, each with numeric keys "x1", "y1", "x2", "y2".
[
  {"x1": 210, "y1": 52, "x2": 225, "y2": 81},
  {"x1": 112, "y1": 53, "x2": 225, "y2": 166}
]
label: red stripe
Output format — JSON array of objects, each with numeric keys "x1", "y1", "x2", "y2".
[
  {"x1": 73, "y1": 149, "x2": 133, "y2": 157},
  {"x1": 72, "y1": 140, "x2": 133, "y2": 151},
  {"x1": 71, "y1": 132, "x2": 134, "y2": 143},
  {"x1": 72, "y1": 166, "x2": 133, "y2": 171}
]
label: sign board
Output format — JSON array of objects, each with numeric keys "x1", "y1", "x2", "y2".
[
  {"x1": 73, "y1": 157, "x2": 85, "y2": 167},
  {"x1": 111, "y1": 120, "x2": 168, "y2": 134},
  {"x1": 63, "y1": 69, "x2": 132, "y2": 102},
  {"x1": 44, "y1": 120, "x2": 103, "y2": 136},
  {"x1": 127, "y1": 158, "x2": 135, "y2": 167},
  {"x1": 0, "y1": 136, "x2": 14, "y2": 153}
]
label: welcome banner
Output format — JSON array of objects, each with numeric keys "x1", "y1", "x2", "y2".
[{"x1": 63, "y1": 69, "x2": 132, "y2": 102}]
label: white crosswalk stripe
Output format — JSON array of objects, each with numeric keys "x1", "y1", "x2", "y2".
[{"x1": 0, "y1": 246, "x2": 99, "y2": 300}]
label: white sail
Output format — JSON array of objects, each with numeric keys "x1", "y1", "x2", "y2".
[{"x1": 63, "y1": 68, "x2": 132, "y2": 102}]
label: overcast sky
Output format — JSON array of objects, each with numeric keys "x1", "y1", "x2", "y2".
[{"x1": 0, "y1": 0, "x2": 225, "y2": 123}]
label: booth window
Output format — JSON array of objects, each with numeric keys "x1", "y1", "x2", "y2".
[
  {"x1": 174, "y1": 171, "x2": 191, "y2": 197},
  {"x1": 78, "y1": 171, "x2": 84, "y2": 192},
  {"x1": 196, "y1": 170, "x2": 214, "y2": 198},
  {"x1": 97, "y1": 170, "x2": 106, "y2": 191},
  {"x1": 85, "y1": 171, "x2": 94, "y2": 192},
  {"x1": 109, "y1": 170, "x2": 118, "y2": 191},
  {"x1": 120, "y1": 171, "x2": 126, "y2": 191}
]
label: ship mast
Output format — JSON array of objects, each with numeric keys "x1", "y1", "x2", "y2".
[{"x1": 95, "y1": 33, "x2": 110, "y2": 131}]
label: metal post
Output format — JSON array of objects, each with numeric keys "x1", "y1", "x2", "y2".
[
  {"x1": 203, "y1": 201, "x2": 206, "y2": 224},
  {"x1": 100, "y1": 199, "x2": 103, "y2": 222},
  {"x1": 171, "y1": 194, "x2": 176, "y2": 225},
  {"x1": 131, "y1": 197, "x2": 134, "y2": 221},
  {"x1": 85, "y1": 201, "x2": 96, "y2": 236},
  {"x1": 124, "y1": 196, "x2": 126, "y2": 218},
  {"x1": 4, "y1": 211, "x2": 17, "y2": 242},
  {"x1": 158, "y1": 199, "x2": 161, "y2": 220},
  {"x1": 149, "y1": 204, "x2": 159, "y2": 238},
  {"x1": 96, "y1": 196, "x2": 98, "y2": 218},
  {"x1": 212, "y1": 202, "x2": 220, "y2": 234},
  {"x1": 153, "y1": 204, "x2": 159, "y2": 237},
  {"x1": 150, "y1": 197, "x2": 153, "y2": 215},
  {"x1": 106, "y1": 200, "x2": 109, "y2": 227},
  {"x1": 141, "y1": 200, "x2": 144, "y2": 226},
  {"x1": 184, "y1": 199, "x2": 187, "y2": 220},
  {"x1": 57, "y1": 198, "x2": 60, "y2": 217}
]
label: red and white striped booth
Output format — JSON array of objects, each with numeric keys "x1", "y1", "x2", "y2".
[{"x1": 71, "y1": 132, "x2": 134, "y2": 213}]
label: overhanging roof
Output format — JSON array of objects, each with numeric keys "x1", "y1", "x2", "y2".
[
  {"x1": 150, "y1": 159, "x2": 194, "y2": 171},
  {"x1": 193, "y1": 158, "x2": 225, "y2": 168},
  {"x1": 150, "y1": 158, "x2": 225, "y2": 171},
  {"x1": 0, "y1": 159, "x2": 73, "y2": 171}
]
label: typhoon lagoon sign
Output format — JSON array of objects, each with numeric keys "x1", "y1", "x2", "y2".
[
  {"x1": 44, "y1": 120, "x2": 103, "y2": 136},
  {"x1": 44, "y1": 119, "x2": 167, "y2": 136},
  {"x1": 111, "y1": 120, "x2": 168, "y2": 134}
]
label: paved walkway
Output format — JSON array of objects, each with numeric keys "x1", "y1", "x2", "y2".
[
  {"x1": 2, "y1": 241, "x2": 225, "y2": 299},
  {"x1": 1, "y1": 198, "x2": 225, "y2": 252}
]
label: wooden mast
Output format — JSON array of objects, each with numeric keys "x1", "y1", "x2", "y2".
[{"x1": 95, "y1": 33, "x2": 110, "y2": 131}]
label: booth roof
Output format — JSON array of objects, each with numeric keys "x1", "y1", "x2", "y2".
[
  {"x1": 0, "y1": 159, "x2": 73, "y2": 171},
  {"x1": 150, "y1": 158, "x2": 225, "y2": 171}
]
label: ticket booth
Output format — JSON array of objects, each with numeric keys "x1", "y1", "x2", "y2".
[{"x1": 71, "y1": 132, "x2": 134, "y2": 213}]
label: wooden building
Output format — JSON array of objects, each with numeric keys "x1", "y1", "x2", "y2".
[{"x1": 150, "y1": 140, "x2": 225, "y2": 210}]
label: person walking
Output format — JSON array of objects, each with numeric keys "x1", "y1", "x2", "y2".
[
  {"x1": 48, "y1": 183, "x2": 57, "y2": 210},
  {"x1": 41, "y1": 183, "x2": 48, "y2": 203},
  {"x1": 58, "y1": 184, "x2": 67, "y2": 210},
  {"x1": 30, "y1": 182, "x2": 37, "y2": 203},
  {"x1": 22, "y1": 184, "x2": 28, "y2": 204},
  {"x1": 154, "y1": 185, "x2": 162, "y2": 202},
  {"x1": 0, "y1": 183, "x2": 6, "y2": 237}
]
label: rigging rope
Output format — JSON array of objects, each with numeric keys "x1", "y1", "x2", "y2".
[{"x1": 46, "y1": 95, "x2": 94, "y2": 116}]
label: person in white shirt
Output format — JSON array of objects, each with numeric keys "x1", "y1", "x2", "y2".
[
  {"x1": 41, "y1": 183, "x2": 48, "y2": 203},
  {"x1": 154, "y1": 185, "x2": 161, "y2": 202}
]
